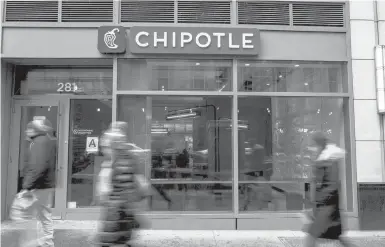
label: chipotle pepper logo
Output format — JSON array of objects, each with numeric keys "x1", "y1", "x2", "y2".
[
  {"x1": 104, "y1": 28, "x2": 120, "y2": 49},
  {"x1": 98, "y1": 26, "x2": 126, "y2": 54}
]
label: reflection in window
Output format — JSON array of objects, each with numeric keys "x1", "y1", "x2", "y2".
[
  {"x1": 150, "y1": 183, "x2": 233, "y2": 211},
  {"x1": 118, "y1": 95, "x2": 233, "y2": 211},
  {"x1": 13, "y1": 66, "x2": 113, "y2": 95},
  {"x1": 238, "y1": 62, "x2": 346, "y2": 92},
  {"x1": 117, "y1": 59, "x2": 232, "y2": 91},
  {"x1": 238, "y1": 97, "x2": 349, "y2": 212}
]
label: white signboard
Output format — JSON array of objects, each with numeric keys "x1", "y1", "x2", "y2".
[{"x1": 86, "y1": 136, "x2": 99, "y2": 153}]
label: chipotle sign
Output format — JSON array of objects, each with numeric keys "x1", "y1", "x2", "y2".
[{"x1": 128, "y1": 26, "x2": 260, "y2": 55}]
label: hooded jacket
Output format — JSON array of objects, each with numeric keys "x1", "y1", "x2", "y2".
[{"x1": 22, "y1": 134, "x2": 56, "y2": 190}]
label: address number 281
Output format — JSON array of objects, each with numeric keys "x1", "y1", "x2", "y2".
[{"x1": 57, "y1": 83, "x2": 78, "y2": 92}]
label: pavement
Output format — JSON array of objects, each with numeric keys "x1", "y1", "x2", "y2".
[{"x1": 2, "y1": 221, "x2": 385, "y2": 247}]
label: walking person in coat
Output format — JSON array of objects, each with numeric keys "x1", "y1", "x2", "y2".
[
  {"x1": 95, "y1": 122, "x2": 145, "y2": 247},
  {"x1": 304, "y1": 132, "x2": 352, "y2": 247},
  {"x1": 19, "y1": 117, "x2": 57, "y2": 247}
]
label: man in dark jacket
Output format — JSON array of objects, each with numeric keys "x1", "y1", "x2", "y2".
[{"x1": 21, "y1": 117, "x2": 56, "y2": 247}]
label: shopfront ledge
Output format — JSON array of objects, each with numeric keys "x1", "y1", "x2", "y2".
[{"x1": 1, "y1": 22, "x2": 348, "y2": 33}]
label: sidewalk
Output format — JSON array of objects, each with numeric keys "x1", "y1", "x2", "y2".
[{"x1": 2, "y1": 221, "x2": 385, "y2": 247}]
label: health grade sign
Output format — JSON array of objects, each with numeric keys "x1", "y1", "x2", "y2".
[{"x1": 128, "y1": 26, "x2": 260, "y2": 56}]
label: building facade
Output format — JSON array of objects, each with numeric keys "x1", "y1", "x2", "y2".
[{"x1": 0, "y1": 0, "x2": 384, "y2": 230}]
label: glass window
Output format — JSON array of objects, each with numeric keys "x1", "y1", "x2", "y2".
[
  {"x1": 118, "y1": 95, "x2": 233, "y2": 211},
  {"x1": 67, "y1": 99, "x2": 112, "y2": 208},
  {"x1": 117, "y1": 59, "x2": 232, "y2": 91},
  {"x1": 14, "y1": 66, "x2": 113, "y2": 95},
  {"x1": 237, "y1": 97, "x2": 352, "y2": 212},
  {"x1": 238, "y1": 61, "x2": 347, "y2": 92}
]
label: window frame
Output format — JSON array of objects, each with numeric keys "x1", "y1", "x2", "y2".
[{"x1": 114, "y1": 57, "x2": 354, "y2": 216}]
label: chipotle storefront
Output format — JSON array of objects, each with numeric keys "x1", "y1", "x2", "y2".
[{"x1": 3, "y1": 24, "x2": 356, "y2": 230}]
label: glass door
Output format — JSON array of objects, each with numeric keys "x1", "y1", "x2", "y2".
[
  {"x1": 8, "y1": 100, "x2": 67, "y2": 219},
  {"x1": 66, "y1": 99, "x2": 112, "y2": 210}
]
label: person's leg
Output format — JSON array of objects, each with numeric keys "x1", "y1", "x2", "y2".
[
  {"x1": 34, "y1": 189, "x2": 54, "y2": 247},
  {"x1": 339, "y1": 237, "x2": 355, "y2": 247},
  {"x1": 304, "y1": 235, "x2": 317, "y2": 247},
  {"x1": 304, "y1": 205, "x2": 335, "y2": 247},
  {"x1": 19, "y1": 219, "x2": 39, "y2": 247}
]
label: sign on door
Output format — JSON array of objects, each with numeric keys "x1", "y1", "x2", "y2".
[{"x1": 86, "y1": 136, "x2": 99, "y2": 153}]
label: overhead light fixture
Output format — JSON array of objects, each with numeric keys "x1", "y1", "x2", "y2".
[
  {"x1": 166, "y1": 109, "x2": 201, "y2": 120},
  {"x1": 230, "y1": 123, "x2": 249, "y2": 130},
  {"x1": 295, "y1": 64, "x2": 300, "y2": 67},
  {"x1": 375, "y1": 45, "x2": 385, "y2": 114},
  {"x1": 151, "y1": 128, "x2": 168, "y2": 134},
  {"x1": 196, "y1": 62, "x2": 200, "y2": 66},
  {"x1": 97, "y1": 108, "x2": 101, "y2": 112},
  {"x1": 245, "y1": 64, "x2": 250, "y2": 67},
  {"x1": 216, "y1": 119, "x2": 249, "y2": 130}
]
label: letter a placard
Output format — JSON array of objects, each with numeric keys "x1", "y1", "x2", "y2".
[{"x1": 86, "y1": 136, "x2": 99, "y2": 153}]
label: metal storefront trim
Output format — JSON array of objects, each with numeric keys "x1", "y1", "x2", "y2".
[
  {"x1": 237, "y1": 92, "x2": 350, "y2": 97},
  {"x1": 1, "y1": 22, "x2": 348, "y2": 33},
  {"x1": 61, "y1": 210, "x2": 358, "y2": 220},
  {"x1": 112, "y1": 57, "x2": 118, "y2": 122},
  {"x1": 116, "y1": 92, "x2": 350, "y2": 97},
  {"x1": 116, "y1": 90, "x2": 234, "y2": 96},
  {"x1": 232, "y1": 59, "x2": 239, "y2": 216},
  {"x1": 12, "y1": 95, "x2": 113, "y2": 100},
  {"x1": 345, "y1": 0, "x2": 359, "y2": 217}
]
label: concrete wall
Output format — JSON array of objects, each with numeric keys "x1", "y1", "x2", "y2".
[
  {"x1": 378, "y1": 0, "x2": 385, "y2": 164},
  {"x1": 349, "y1": 0, "x2": 385, "y2": 183},
  {"x1": 2, "y1": 27, "x2": 347, "y2": 61}
]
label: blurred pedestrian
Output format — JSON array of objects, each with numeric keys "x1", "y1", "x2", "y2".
[
  {"x1": 304, "y1": 132, "x2": 352, "y2": 247},
  {"x1": 15, "y1": 117, "x2": 56, "y2": 247},
  {"x1": 95, "y1": 122, "x2": 147, "y2": 247}
]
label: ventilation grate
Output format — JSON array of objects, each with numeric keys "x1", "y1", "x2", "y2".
[
  {"x1": 61, "y1": 0, "x2": 113, "y2": 22},
  {"x1": 121, "y1": 0, "x2": 174, "y2": 23},
  {"x1": 177, "y1": 1, "x2": 231, "y2": 24},
  {"x1": 238, "y1": 1, "x2": 290, "y2": 25},
  {"x1": 5, "y1": 0, "x2": 59, "y2": 22},
  {"x1": 292, "y1": 3, "x2": 345, "y2": 27}
]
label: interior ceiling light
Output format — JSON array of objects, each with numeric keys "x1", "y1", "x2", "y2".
[
  {"x1": 216, "y1": 119, "x2": 250, "y2": 130},
  {"x1": 151, "y1": 128, "x2": 168, "y2": 134},
  {"x1": 230, "y1": 123, "x2": 249, "y2": 130},
  {"x1": 166, "y1": 110, "x2": 201, "y2": 120}
]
